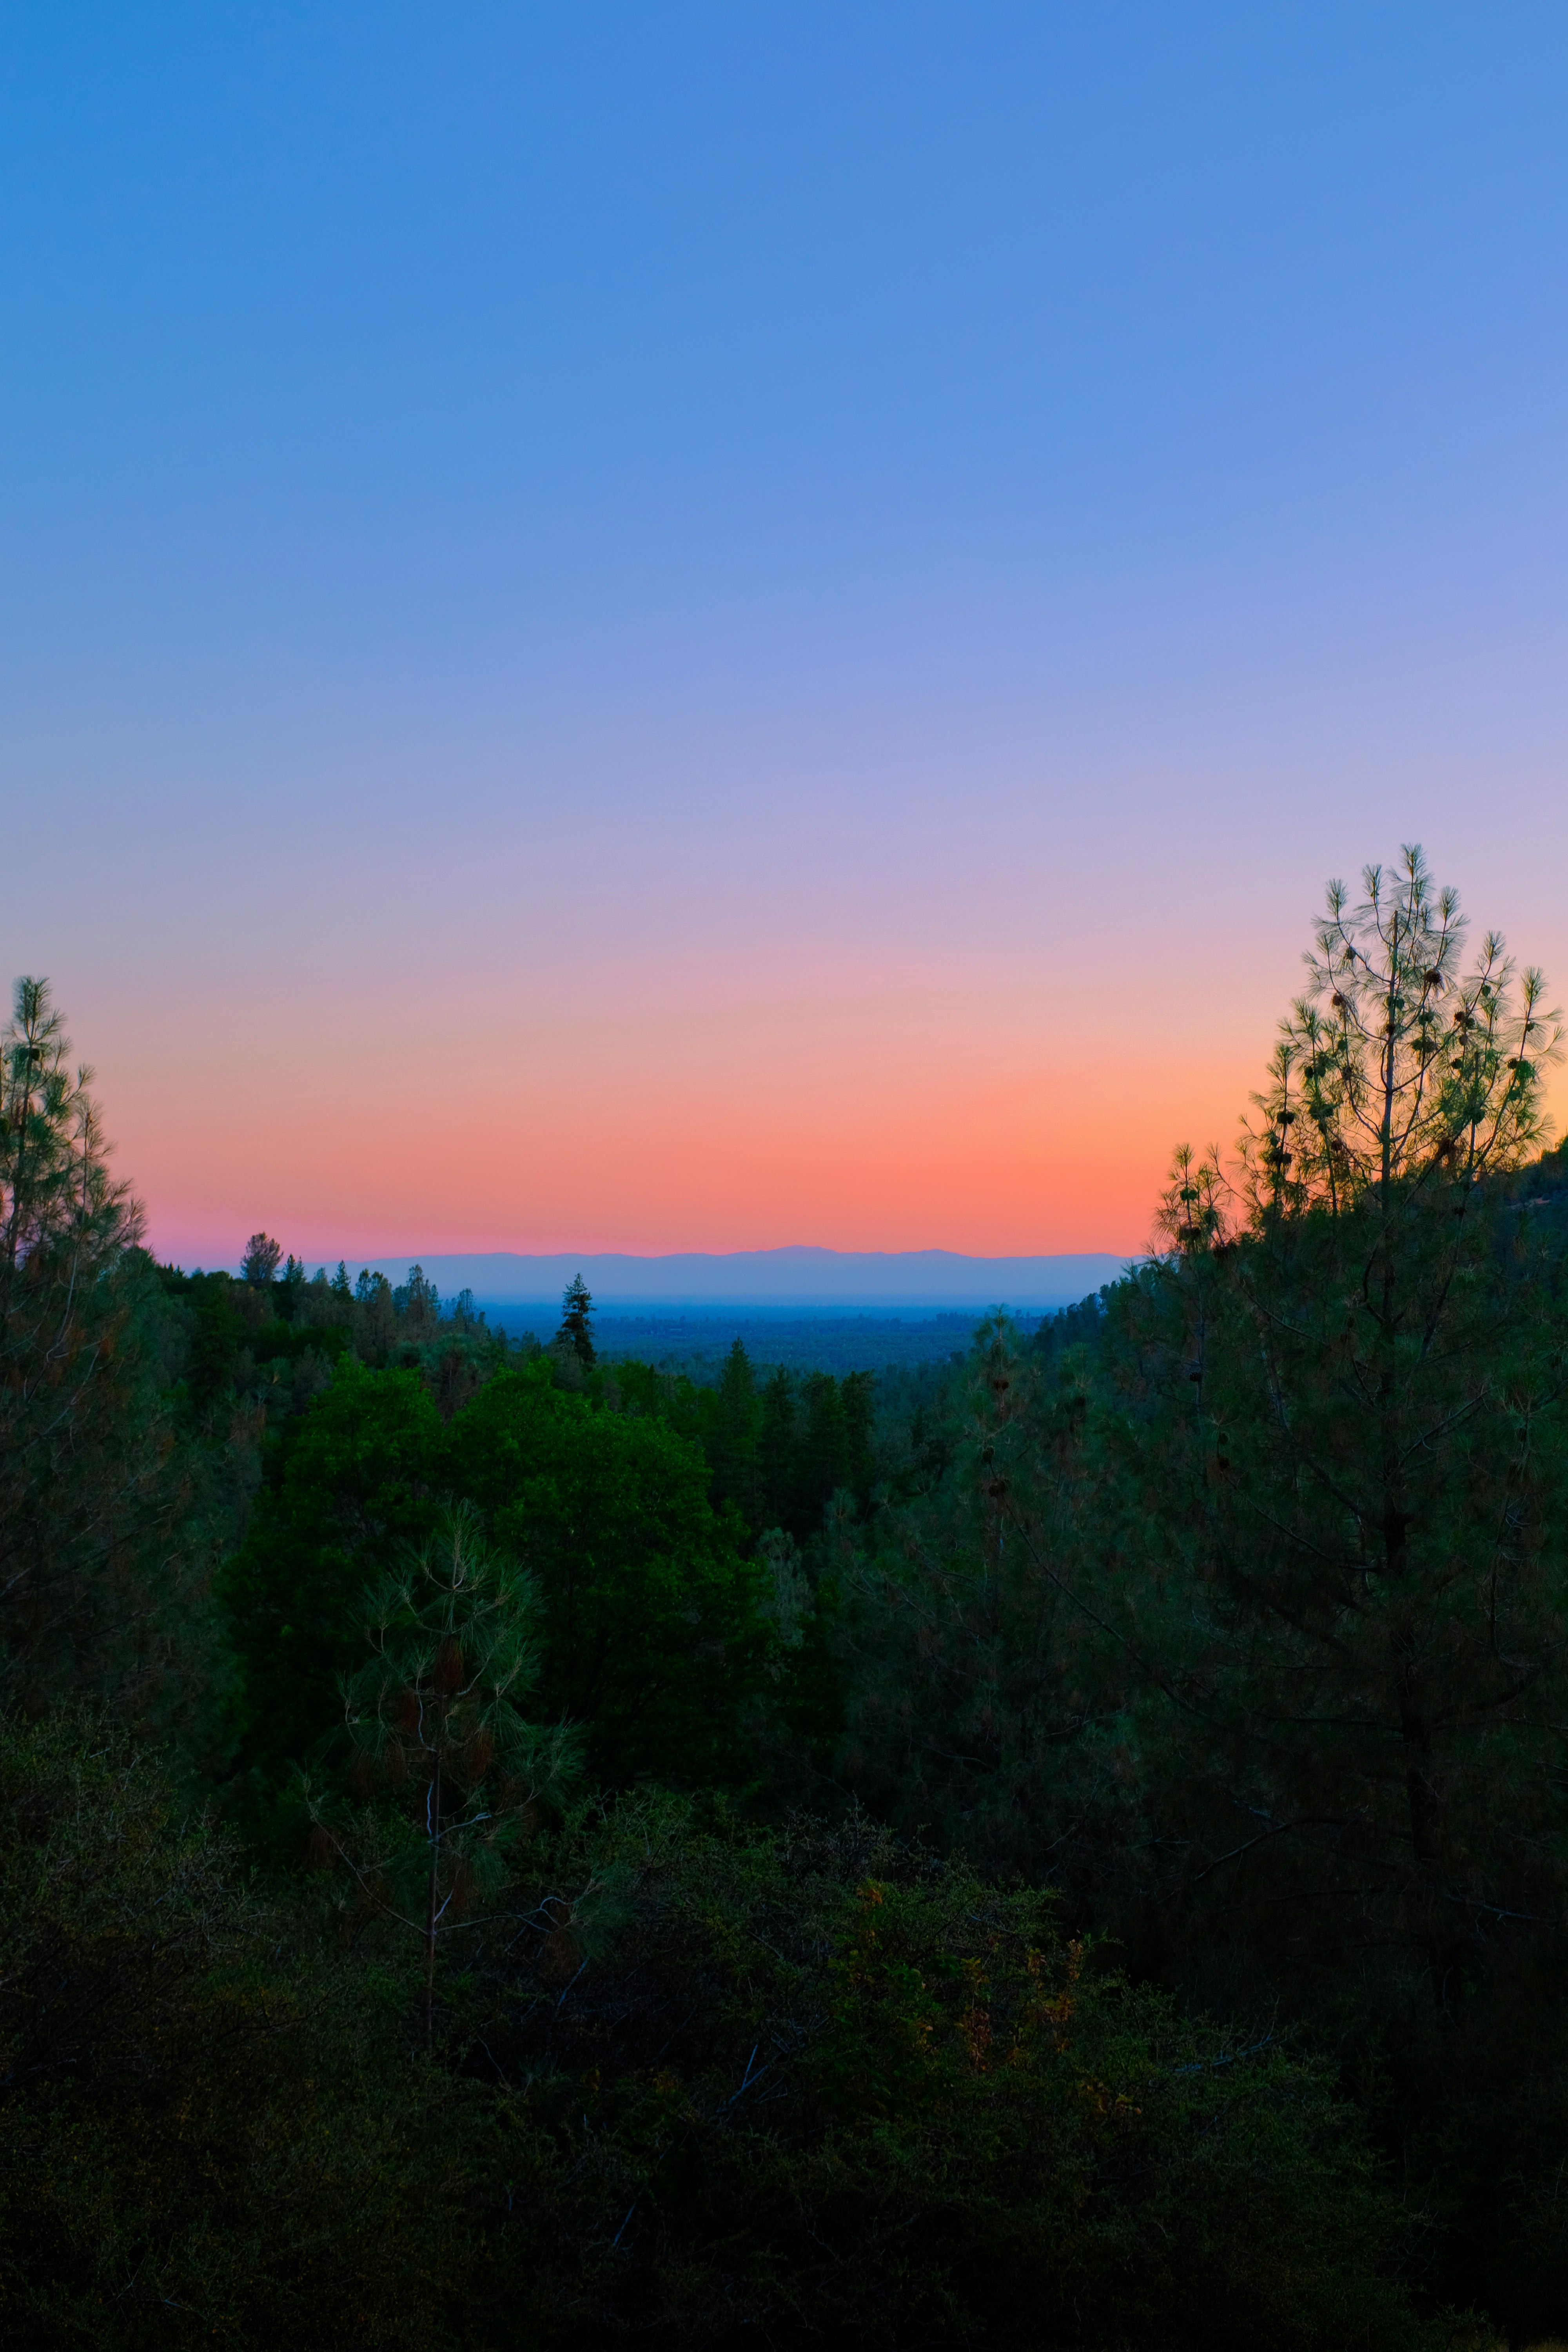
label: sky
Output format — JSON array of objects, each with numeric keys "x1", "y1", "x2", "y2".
[{"x1": 5, "y1": 3, "x2": 1568, "y2": 1267}]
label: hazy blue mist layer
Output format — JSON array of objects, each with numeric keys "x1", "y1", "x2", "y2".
[{"x1": 347, "y1": 1247, "x2": 1129, "y2": 1310}]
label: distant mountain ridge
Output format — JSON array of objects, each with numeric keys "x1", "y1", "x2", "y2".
[{"x1": 341, "y1": 1245, "x2": 1131, "y2": 1310}]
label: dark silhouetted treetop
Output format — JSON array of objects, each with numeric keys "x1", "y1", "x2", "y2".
[
  {"x1": 242, "y1": 1232, "x2": 283, "y2": 1287},
  {"x1": 392, "y1": 1263, "x2": 439, "y2": 1339},
  {"x1": 1118, "y1": 852, "x2": 1568, "y2": 2007},
  {"x1": 1, "y1": 975, "x2": 140, "y2": 1291},
  {"x1": 0, "y1": 978, "x2": 187, "y2": 1704},
  {"x1": 555, "y1": 1272, "x2": 595, "y2": 1366},
  {"x1": 1244, "y1": 841, "x2": 1561, "y2": 1222}
]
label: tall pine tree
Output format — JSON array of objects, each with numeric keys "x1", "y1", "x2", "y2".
[{"x1": 554, "y1": 1273, "x2": 595, "y2": 1367}]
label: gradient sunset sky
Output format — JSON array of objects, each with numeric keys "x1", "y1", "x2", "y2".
[{"x1": 6, "y1": 5, "x2": 1568, "y2": 1266}]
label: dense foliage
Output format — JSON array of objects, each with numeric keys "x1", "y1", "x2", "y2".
[{"x1": 3, "y1": 851, "x2": 1568, "y2": 2347}]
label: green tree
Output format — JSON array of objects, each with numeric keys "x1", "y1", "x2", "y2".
[
  {"x1": 1096, "y1": 847, "x2": 1568, "y2": 2002},
  {"x1": 1240, "y1": 841, "x2": 1557, "y2": 1213},
  {"x1": 555, "y1": 1272, "x2": 595, "y2": 1367},
  {"x1": 275, "y1": 1253, "x2": 309, "y2": 1320},
  {"x1": 757, "y1": 1365, "x2": 797, "y2": 1530},
  {"x1": 448, "y1": 1285, "x2": 483, "y2": 1332},
  {"x1": 798, "y1": 1370, "x2": 847, "y2": 1527},
  {"x1": 241, "y1": 1232, "x2": 282, "y2": 1287},
  {"x1": 394, "y1": 1262, "x2": 439, "y2": 1340},
  {"x1": 838, "y1": 1312, "x2": 1130, "y2": 1896},
  {"x1": 0, "y1": 979, "x2": 200, "y2": 1711},
  {"x1": 702, "y1": 1336, "x2": 760, "y2": 1526},
  {"x1": 453, "y1": 1801, "x2": 1450, "y2": 2352},
  {"x1": 832, "y1": 856, "x2": 1568, "y2": 2334},
  {"x1": 218, "y1": 1363, "x2": 444, "y2": 1823},
  {"x1": 308, "y1": 1504, "x2": 578, "y2": 2038},
  {"x1": 441, "y1": 1366, "x2": 768, "y2": 1783},
  {"x1": 0, "y1": 1708, "x2": 494, "y2": 2349},
  {"x1": 354, "y1": 1267, "x2": 396, "y2": 1359}
]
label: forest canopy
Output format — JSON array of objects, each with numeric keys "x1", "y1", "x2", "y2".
[{"x1": 3, "y1": 849, "x2": 1568, "y2": 2348}]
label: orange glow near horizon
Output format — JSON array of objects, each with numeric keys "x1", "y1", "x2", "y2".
[{"x1": 76, "y1": 926, "x2": 1568, "y2": 1270}]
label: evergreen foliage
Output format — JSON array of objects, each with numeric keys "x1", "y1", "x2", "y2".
[
  {"x1": 0, "y1": 1715, "x2": 1461, "y2": 2352},
  {"x1": 441, "y1": 1367, "x2": 771, "y2": 1783},
  {"x1": 0, "y1": 980, "x2": 207, "y2": 1718},
  {"x1": 218, "y1": 1361, "x2": 445, "y2": 1828},
  {"x1": 305, "y1": 1502, "x2": 579, "y2": 2037},
  {"x1": 6, "y1": 864, "x2": 1568, "y2": 2344},
  {"x1": 0, "y1": 1709, "x2": 490, "y2": 2350},
  {"x1": 555, "y1": 1271, "x2": 596, "y2": 1365},
  {"x1": 241, "y1": 1231, "x2": 282, "y2": 1286}
]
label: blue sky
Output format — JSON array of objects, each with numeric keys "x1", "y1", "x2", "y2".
[{"x1": 5, "y1": 5, "x2": 1568, "y2": 1259}]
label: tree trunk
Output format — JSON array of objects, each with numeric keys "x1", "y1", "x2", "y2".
[{"x1": 424, "y1": 1748, "x2": 442, "y2": 2045}]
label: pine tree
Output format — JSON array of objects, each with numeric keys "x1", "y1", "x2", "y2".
[
  {"x1": 841, "y1": 1371, "x2": 877, "y2": 1512},
  {"x1": 1118, "y1": 847, "x2": 1568, "y2": 2000},
  {"x1": 555, "y1": 1273, "x2": 595, "y2": 1367},
  {"x1": 0, "y1": 978, "x2": 186, "y2": 1701},
  {"x1": 758, "y1": 1367, "x2": 797, "y2": 1532},
  {"x1": 840, "y1": 1315, "x2": 1112, "y2": 1888},
  {"x1": 1, "y1": 977, "x2": 138, "y2": 1288},
  {"x1": 242, "y1": 1232, "x2": 282, "y2": 1287},
  {"x1": 307, "y1": 1503, "x2": 578, "y2": 2040},
  {"x1": 354, "y1": 1269, "x2": 395, "y2": 1359},
  {"x1": 708, "y1": 1338, "x2": 760, "y2": 1526},
  {"x1": 398, "y1": 1263, "x2": 439, "y2": 1340}
]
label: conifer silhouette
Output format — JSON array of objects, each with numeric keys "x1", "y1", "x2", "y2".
[{"x1": 555, "y1": 1272, "x2": 595, "y2": 1366}]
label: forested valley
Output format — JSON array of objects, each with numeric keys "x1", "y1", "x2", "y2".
[{"x1": 7, "y1": 848, "x2": 1568, "y2": 2348}]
